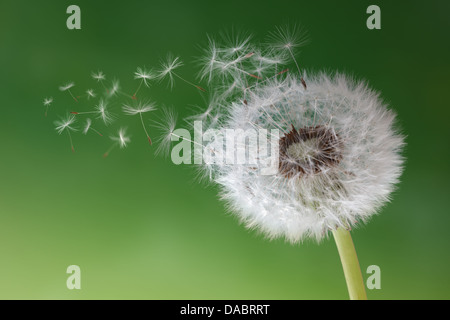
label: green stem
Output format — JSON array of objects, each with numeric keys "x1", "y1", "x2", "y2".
[{"x1": 332, "y1": 227, "x2": 367, "y2": 300}]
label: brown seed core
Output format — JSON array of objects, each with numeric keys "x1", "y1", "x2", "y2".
[{"x1": 279, "y1": 125, "x2": 342, "y2": 178}]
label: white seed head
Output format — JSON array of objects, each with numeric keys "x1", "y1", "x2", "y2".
[{"x1": 195, "y1": 72, "x2": 405, "y2": 243}]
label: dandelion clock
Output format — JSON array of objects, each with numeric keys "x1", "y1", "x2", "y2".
[{"x1": 160, "y1": 27, "x2": 405, "y2": 300}]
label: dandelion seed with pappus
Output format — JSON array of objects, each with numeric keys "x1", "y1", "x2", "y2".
[
  {"x1": 108, "y1": 79, "x2": 122, "y2": 98},
  {"x1": 54, "y1": 114, "x2": 77, "y2": 152},
  {"x1": 154, "y1": 107, "x2": 178, "y2": 157},
  {"x1": 158, "y1": 54, "x2": 205, "y2": 92},
  {"x1": 82, "y1": 118, "x2": 103, "y2": 136},
  {"x1": 267, "y1": 24, "x2": 309, "y2": 87},
  {"x1": 103, "y1": 128, "x2": 130, "y2": 158},
  {"x1": 96, "y1": 99, "x2": 115, "y2": 125},
  {"x1": 133, "y1": 67, "x2": 155, "y2": 99},
  {"x1": 59, "y1": 82, "x2": 78, "y2": 102},
  {"x1": 92, "y1": 71, "x2": 106, "y2": 82},
  {"x1": 92, "y1": 70, "x2": 109, "y2": 93},
  {"x1": 122, "y1": 101, "x2": 156, "y2": 145},
  {"x1": 43, "y1": 97, "x2": 53, "y2": 117}
]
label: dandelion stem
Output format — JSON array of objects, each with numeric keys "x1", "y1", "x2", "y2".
[{"x1": 332, "y1": 227, "x2": 367, "y2": 300}]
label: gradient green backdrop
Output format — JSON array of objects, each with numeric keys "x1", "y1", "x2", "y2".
[{"x1": 1, "y1": 0, "x2": 449, "y2": 299}]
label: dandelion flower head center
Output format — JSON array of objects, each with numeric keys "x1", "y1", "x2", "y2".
[{"x1": 279, "y1": 125, "x2": 342, "y2": 178}]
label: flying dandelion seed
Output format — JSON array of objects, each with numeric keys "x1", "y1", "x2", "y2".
[
  {"x1": 220, "y1": 30, "x2": 252, "y2": 56},
  {"x1": 133, "y1": 67, "x2": 155, "y2": 99},
  {"x1": 54, "y1": 114, "x2": 77, "y2": 152},
  {"x1": 198, "y1": 37, "x2": 271, "y2": 90},
  {"x1": 43, "y1": 97, "x2": 53, "y2": 117},
  {"x1": 103, "y1": 128, "x2": 130, "y2": 158},
  {"x1": 86, "y1": 89, "x2": 96, "y2": 99},
  {"x1": 122, "y1": 101, "x2": 156, "y2": 145},
  {"x1": 268, "y1": 25, "x2": 309, "y2": 88},
  {"x1": 158, "y1": 54, "x2": 206, "y2": 92},
  {"x1": 59, "y1": 82, "x2": 78, "y2": 102},
  {"x1": 200, "y1": 71, "x2": 404, "y2": 243},
  {"x1": 177, "y1": 28, "x2": 405, "y2": 300},
  {"x1": 82, "y1": 118, "x2": 103, "y2": 136},
  {"x1": 91, "y1": 70, "x2": 109, "y2": 93},
  {"x1": 198, "y1": 36, "x2": 219, "y2": 83}
]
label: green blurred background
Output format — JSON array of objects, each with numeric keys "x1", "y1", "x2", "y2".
[{"x1": 0, "y1": 0, "x2": 449, "y2": 299}]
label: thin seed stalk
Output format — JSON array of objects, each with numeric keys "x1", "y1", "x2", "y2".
[{"x1": 332, "y1": 227, "x2": 367, "y2": 300}]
